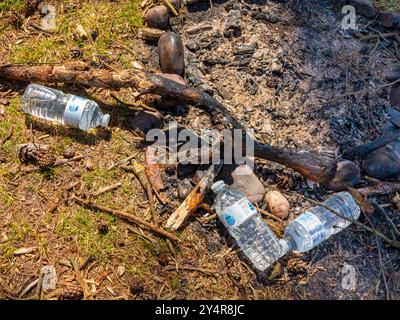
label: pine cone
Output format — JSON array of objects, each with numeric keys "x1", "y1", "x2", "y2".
[
  {"x1": 56, "y1": 284, "x2": 84, "y2": 300},
  {"x1": 276, "y1": 173, "x2": 294, "y2": 190},
  {"x1": 286, "y1": 258, "x2": 308, "y2": 274},
  {"x1": 18, "y1": 143, "x2": 56, "y2": 168}
]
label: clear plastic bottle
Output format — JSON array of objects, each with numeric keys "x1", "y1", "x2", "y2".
[
  {"x1": 21, "y1": 84, "x2": 110, "y2": 131},
  {"x1": 211, "y1": 181, "x2": 285, "y2": 271},
  {"x1": 280, "y1": 192, "x2": 360, "y2": 253}
]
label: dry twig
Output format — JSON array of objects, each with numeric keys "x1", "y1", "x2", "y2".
[{"x1": 72, "y1": 196, "x2": 180, "y2": 243}]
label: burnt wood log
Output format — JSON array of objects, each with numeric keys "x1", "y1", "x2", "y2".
[{"x1": 0, "y1": 63, "x2": 360, "y2": 190}]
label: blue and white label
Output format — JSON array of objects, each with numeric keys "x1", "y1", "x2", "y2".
[
  {"x1": 295, "y1": 212, "x2": 327, "y2": 247},
  {"x1": 64, "y1": 95, "x2": 88, "y2": 127},
  {"x1": 220, "y1": 198, "x2": 257, "y2": 229}
]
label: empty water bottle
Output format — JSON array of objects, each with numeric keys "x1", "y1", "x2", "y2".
[
  {"x1": 280, "y1": 192, "x2": 360, "y2": 254},
  {"x1": 21, "y1": 84, "x2": 110, "y2": 131},
  {"x1": 211, "y1": 181, "x2": 285, "y2": 271}
]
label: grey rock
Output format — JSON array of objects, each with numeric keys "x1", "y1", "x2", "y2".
[{"x1": 231, "y1": 165, "x2": 265, "y2": 203}]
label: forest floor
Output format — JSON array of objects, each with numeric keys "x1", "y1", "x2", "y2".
[{"x1": 0, "y1": 0, "x2": 399, "y2": 300}]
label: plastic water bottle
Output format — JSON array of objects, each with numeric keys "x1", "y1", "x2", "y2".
[
  {"x1": 211, "y1": 181, "x2": 285, "y2": 271},
  {"x1": 21, "y1": 84, "x2": 110, "y2": 131},
  {"x1": 280, "y1": 192, "x2": 360, "y2": 253}
]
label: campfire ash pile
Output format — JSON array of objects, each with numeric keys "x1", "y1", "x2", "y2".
[{"x1": 2, "y1": 0, "x2": 400, "y2": 272}]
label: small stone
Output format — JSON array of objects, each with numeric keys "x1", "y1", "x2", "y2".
[
  {"x1": 0, "y1": 98, "x2": 9, "y2": 106},
  {"x1": 75, "y1": 24, "x2": 88, "y2": 40},
  {"x1": 132, "y1": 110, "x2": 163, "y2": 134},
  {"x1": 145, "y1": 5, "x2": 169, "y2": 29},
  {"x1": 390, "y1": 86, "x2": 400, "y2": 108},
  {"x1": 348, "y1": 0, "x2": 376, "y2": 19},
  {"x1": 132, "y1": 61, "x2": 143, "y2": 70},
  {"x1": 362, "y1": 143, "x2": 400, "y2": 179},
  {"x1": 379, "y1": 11, "x2": 400, "y2": 29},
  {"x1": 117, "y1": 265, "x2": 125, "y2": 277},
  {"x1": 63, "y1": 148, "x2": 75, "y2": 159},
  {"x1": 231, "y1": 165, "x2": 265, "y2": 203},
  {"x1": 264, "y1": 190, "x2": 290, "y2": 219},
  {"x1": 158, "y1": 32, "x2": 185, "y2": 75},
  {"x1": 186, "y1": 41, "x2": 199, "y2": 52},
  {"x1": 73, "y1": 169, "x2": 81, "y2": 177},
  {"x1": 85, "y1": 159, "x2": 94, "y2": 170},
  {"x1": 178, "y1": 178, "x2": 193, "y2": 201}
]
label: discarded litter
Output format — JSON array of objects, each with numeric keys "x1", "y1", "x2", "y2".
[
  {"x1": 21, "y1": 84, "x2": 110, "y2": 131},
  {"x1": 280, "y1": 192, "x2": 361, "y2": 253},
  {"x1": 211, "y1": 181, "x2": 286, "y2": 272},
  {"x1": 212, "y1": 181, "x2": 361, "y2": 271}
]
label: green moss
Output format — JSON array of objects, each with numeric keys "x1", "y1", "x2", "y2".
[
  {"x1": 0, "y1": 221, "x2": 33, "y2": 258},
  {"x1": 6, "y1": 0, "x2": 142, "y2": 65},
  {"x1": 10, "y1": 37, "x2": 69, "y2": 64},
  {"x1": 83, "y1": 168, "x2": 118, "y2": 190},
  {"x1": 0, "y1": 185, "x2": 15, "y2": 207},
  {"x1": 0, "y1": 0, "x2": 25, "y2": 12},
  {"x1": 55, "y1": 206, "x2": 117, "y2": 260}
]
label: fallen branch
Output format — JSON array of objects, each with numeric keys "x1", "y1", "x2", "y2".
[
  {"x1": 107, "y1": 151, "x2": 140, "y2": 171},
  {"x1": 0, "y1": 63, "x2": 358, "y2": 191},
  {"x1": 343, "y1": 131, "x2": 400, "y2": 160},
  {"x1": 354, "y1": 31, "x2": 400, "y2": 41},
  {"x1": 20, "y1": 154, "x2": 85, "y2": 173},
  {"x1": 144, "y1": 148, "x2": 169, "y2": 205},
  {"x1": 92, "y1": 182, "x2": 122, "y2": 197},
  {"x1": 72, "y1": 195, "x2": 180, "y2": 243},
  {"x1": 163, "y1": 0, "x2": 179, "y2": 16},
  {"x1": 165, "y1": 163, "x2": 222, "y2": 231},
  {"x1": 53, "y1": 155, "x2": 85, "y2": 166},
  {"x1": 357, "y1": 181, "x2": 400, "y2": 196}
]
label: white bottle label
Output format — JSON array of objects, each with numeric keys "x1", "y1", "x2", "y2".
[
  {"x1": 64, "y1": 96, "x2": 88, "y2": 127},
  {"x1": 295, "y1": 212, "x2": 327, "y2": 247},
  {"x1": 220, "y1": 198, "x2": 257, "y2": 229}
]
